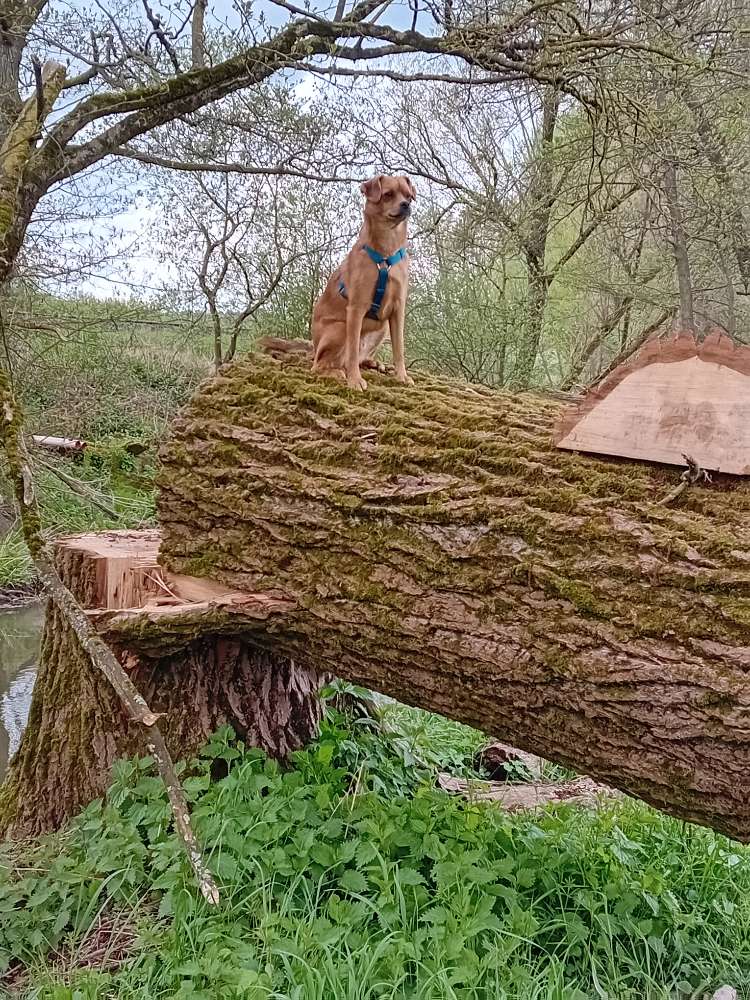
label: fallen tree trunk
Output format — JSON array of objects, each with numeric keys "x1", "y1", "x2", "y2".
[{"x1": 153, "y1": 354, "x2": 750, "y2": 840}]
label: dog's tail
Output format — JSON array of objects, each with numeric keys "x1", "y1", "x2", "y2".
[{"x1": 257, "y1": 336, "x2": 313, "y2": 359}]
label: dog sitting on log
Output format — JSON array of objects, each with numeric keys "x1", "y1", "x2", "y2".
[{"x1": 260, "y1": 174, "x2": 415, "y2": 391}]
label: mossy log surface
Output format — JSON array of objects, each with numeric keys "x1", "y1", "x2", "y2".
[{"x1": 158, "y1": 355, "x2": 750, "y2": 840}]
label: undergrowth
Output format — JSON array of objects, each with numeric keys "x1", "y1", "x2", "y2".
[
  {"x1": 0, "y1": 450, "x2": 156, "y2": 586},
  {"x1": 0, "y1": 307, "x2": 207, "y2": 588},
  {"x1": 1, "y1": 713, "x2": 747, "y2": 1000}
]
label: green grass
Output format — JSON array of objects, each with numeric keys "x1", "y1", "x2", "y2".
[
  {"x1": 0, "y1": 300, "x2": 205, "y2": 587},
  {"x1": 0, "y1": 458, "x2": 156, "y2": 586},
  {"x1": 2, "y1": 714, "x2": 748, "y2": 1000}
]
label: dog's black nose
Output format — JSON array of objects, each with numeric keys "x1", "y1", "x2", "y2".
[{"x1": 400, "y1": 200, "x2": 411, "y2": 213}]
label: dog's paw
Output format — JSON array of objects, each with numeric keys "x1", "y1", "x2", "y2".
[
  {"x1": 394, "y1": 370, "x2": 415, "y2": 386},
  {"x1": 361, "y1": 359, "x2": 388, "y2": 374},
  {"x1": 347, "y1": 374, "x2": 368, "y2": 391}
]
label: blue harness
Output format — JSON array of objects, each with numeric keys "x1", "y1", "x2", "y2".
[{"x1": 338, "y1": 244, "x2": 408, "y2": 320}]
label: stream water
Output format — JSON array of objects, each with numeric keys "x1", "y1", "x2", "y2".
[{"x1": 0, "y1": 602, "x2": 43, "y2": 777}]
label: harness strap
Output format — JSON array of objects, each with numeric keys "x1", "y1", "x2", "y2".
[{"x1": 338, "y1": 244, "x2": 408, "y2": 319}]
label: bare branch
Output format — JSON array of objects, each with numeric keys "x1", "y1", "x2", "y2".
[
  {"x1": 142, "y1": 0, "x2": 182, "y2": 73},
  {"x1": 0, "y1": 365, "x2": 219, "y2": 904},
  {"x1": 114, "y1": 146, "x2": 358, "y2": 183}
]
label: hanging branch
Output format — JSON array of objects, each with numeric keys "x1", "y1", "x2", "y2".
[{"x1": 0, "y1": 366, "x2": 219, "y2": 905}]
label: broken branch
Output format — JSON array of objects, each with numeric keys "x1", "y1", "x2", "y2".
[
  {"x1": 656, "y1": 453, "x2": 711, "y2": 507},
  {"x1": 0, "y1": 366, "x2": 219, "y2": 905}
]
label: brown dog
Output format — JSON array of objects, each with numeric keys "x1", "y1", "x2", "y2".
[{"x1": 311, "y1": 174, "x2": 415, "y2": 391}]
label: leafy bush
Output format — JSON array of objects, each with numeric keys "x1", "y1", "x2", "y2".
[{"x1": 2, "y1": 723, "x2": 747, "y2": 1000}]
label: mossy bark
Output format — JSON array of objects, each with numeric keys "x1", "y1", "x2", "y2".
[
  {"x1": 156, "y1": 355, "x2": 750, "y2": 840},
  {"x1": 0, "y1": 543, "x2": 324, "y2": 838}
]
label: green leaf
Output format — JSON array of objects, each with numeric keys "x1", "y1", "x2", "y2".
[
  {"x1": 340, "y1": 870, "x2": 368, "y2": 893},
  {"x1": 396, "y1": 867, "x2": 424, "y2": 887}
]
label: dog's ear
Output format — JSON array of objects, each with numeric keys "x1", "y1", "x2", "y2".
[
  {"x1": 405, "y1": 177, "x2": 417, "y2": 201},
  {"x1": 361, "y1": 175, "x2": 384, "y2": 202}
]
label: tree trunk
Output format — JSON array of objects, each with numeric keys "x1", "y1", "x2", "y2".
[
  {"x1": 150, "y1": 354, "x2": 750, "y2": 841},
  {"x1": 515, "y1": 253, "x2": 549, "y2": 387},
  {"x1": 0, "y1": 533, "x2": 325, "y2": 838},
  {"x1": 662, "y1": 158, "x2": 695, "y2": 332},
  {"x1": 191, "y1": 0, "x2": 208, "y2": 69},
  {"x1": 514, "y1": 88, "x2": 559, "y2": 388}
]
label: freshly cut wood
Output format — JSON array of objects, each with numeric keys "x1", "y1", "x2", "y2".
[{"x1": 555, "y1": 329, "x2": 750, "y2": 474}]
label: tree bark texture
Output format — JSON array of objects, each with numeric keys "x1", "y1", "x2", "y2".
[
  {"x1": 0, "y1": 540, "x2": 325, "y2": 838},
  {"x1": 156, "y1": 354, "x2": 750, "y2": 841}
]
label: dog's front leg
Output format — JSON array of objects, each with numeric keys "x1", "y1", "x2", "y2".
[
  {"x1": 345, "y1": 305, "x2": 368, "y2": 391},
  {"x1": 389, "y1": 297, "x2": 414, "y2": 386}
]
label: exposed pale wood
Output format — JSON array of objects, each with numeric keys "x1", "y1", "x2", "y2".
[
  {"x1": 32, "y1": 435, "x2": 86, "y2": 452},
  {"x1": 56, "y1": 530, "x2": 163, "y2": 610},
  {"x1": 555, "y1": 329, "x2": 750, "y2": 475},
  {"x1": 436, "y1": 774, "x2": 615, "y2": 809}
]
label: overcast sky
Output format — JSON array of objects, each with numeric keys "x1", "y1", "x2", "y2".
[{"x1": 53, "y1": 0, "x2": 427, "y2": 299}]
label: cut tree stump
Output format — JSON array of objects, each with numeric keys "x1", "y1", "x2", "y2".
[
  {"x1": 0, "y1": 530, "x2": 325, "y2": 837},
  {"x1": 3, "y1": 353, "x2": 750, "y2": 839},
  {"x1": 555, "y1": 329, "x2": 750, "y2": 474}
]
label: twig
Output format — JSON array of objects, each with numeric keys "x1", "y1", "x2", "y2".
[
  {"x1": 0, "y1": 367, "x2": 219, "y2": 905},
  {"x1": 656, "y1": 453, "x2": 711, "y2": 506},
  {"x1": 37, "y1": 458, "x2": 120, "y2": 520}
]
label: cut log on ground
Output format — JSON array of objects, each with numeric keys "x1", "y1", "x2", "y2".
[
  {"x1": 436, "y1": 774, "x2": 616, "y2": 810},
  {"x1": 31, "y1": 435, "x2": 86, "y2": 453},
  {"x1": 3, "y1": 353, "x2": 750, "y2": 840}
]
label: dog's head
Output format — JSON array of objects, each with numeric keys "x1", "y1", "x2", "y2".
[{"x1": 360, "y1": 174, "x2": 416, "y2": 226}]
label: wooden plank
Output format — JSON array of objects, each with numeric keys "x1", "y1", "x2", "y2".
[{"x1": 554, "y1": 329, "x2": 750, "y2": 475}]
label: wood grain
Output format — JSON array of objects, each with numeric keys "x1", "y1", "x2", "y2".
[{"x1": 554, "y1": 329, "x2": 750, "y2": 474}]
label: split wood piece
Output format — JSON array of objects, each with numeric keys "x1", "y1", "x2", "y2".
[
  {"x1": 436, "y1": 774, "x2": 616, "y2": 810},
  {"x1": 555, "y1": 328, "x2": 750, "y2": 474}
]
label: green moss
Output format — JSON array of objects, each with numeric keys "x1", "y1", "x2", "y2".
[
  {"x1": 544, "y1": 574, "x2": 611, "y2": 619},
  {"x1": 0, "y1": 370, "x2": 43, "y2": 558},
  {"x1": 179, "y1": 550, "x2": 222, "y2": 578},
  {"x1": 292, "y1": 388, "x2": 346, "y2": 414},
  {"x1": 716, "y1": 598, "x2": 750, "y2": 628}
]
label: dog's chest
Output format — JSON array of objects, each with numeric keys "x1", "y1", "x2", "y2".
[{"x1": 374, "y1": 264, "x2": 407, "y2": 320}]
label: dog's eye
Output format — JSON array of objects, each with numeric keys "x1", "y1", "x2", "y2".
[{"x1": 383, "y1": 191, "x2": 394, "y2": 199}]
